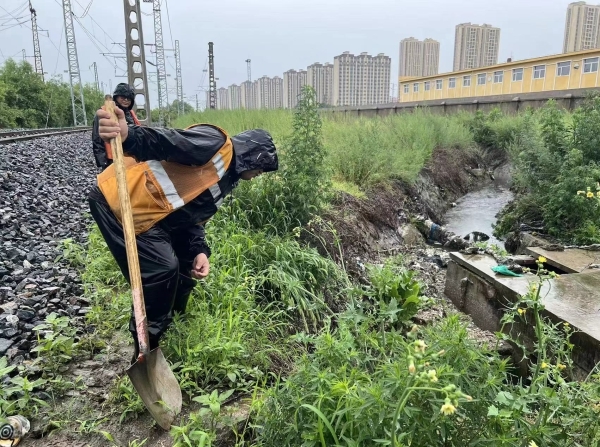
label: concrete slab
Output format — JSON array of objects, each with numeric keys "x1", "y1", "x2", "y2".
[
  {"x1": 446, "y1": 252, "x2": 600, "y2": 374},
  {"x1": 524, "y1": 246, "x2": 600, "y2": 273}
]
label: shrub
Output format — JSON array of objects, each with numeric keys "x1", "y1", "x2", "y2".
[{"x1": 496, "y1": 97, "x2": 600, "y2": 243}]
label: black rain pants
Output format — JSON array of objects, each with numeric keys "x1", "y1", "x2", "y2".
[{"x1": 88, "y1": 197, "x2": 197, "y2": 350}]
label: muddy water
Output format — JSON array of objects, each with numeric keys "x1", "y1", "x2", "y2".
[{"x1": 444, "y1": 182, "x2": 514, "y2": 247}]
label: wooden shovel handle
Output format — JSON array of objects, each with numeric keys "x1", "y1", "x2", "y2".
[{"x1": 104, "y1": 100, "x2": 150, "y2": 359}]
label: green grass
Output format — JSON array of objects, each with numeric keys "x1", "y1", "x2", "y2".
[
  {"x1": 173, "y1": 109, "x2": 476, "y2": 187},
  {"x1": 173, "y1": 109, "x2": 293, "y2": 144}
]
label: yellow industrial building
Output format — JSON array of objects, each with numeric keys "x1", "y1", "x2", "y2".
[{"x1": 398, "y1": 49, "x2": 600, "y2": 103}]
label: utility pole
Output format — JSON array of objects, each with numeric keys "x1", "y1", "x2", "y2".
[
  {"x1": 195, "y1": 93, "x2": 199, "y2": 112},
  {"x1": 208, "y1": 42, "x2": 216, "y2": 109},
  {"x1": 90, "y1": 62, "x2": 99, "y2": 91},
  {"x1": 175, "y1": 39, "x2": 184, "y2": 116},
  {"x1": 22, "y1": 49, "x2": 26, "y2": 62},
  {"x1": 124, "y1": 0, "x2": 151, "y2": 125},
  {"x1": 62, "y1": 0, "x2": 87, "y2": 126},
  {"x1": 245, "y1": 58, "x2": 251, "y2": 82},
  {"x1": 143, "y1": 0, "x2": 168, "y2": 126},
  {"x1": 29, "y1": 1, "x2": 44, "y2": 80}
]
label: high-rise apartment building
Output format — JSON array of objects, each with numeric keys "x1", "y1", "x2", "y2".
[
  {"x1": 564, "y1": 2, "x2": 600, "y2": 53},
  {"x1": 240, "y1": 80, "x2": 256, "y2": 110},
  {"x1": 252, "y1": 76, "x2": 283, "y2": 109},
  {"x1": 228, "y1": 84, "x2": 241, "y2": 110},
  {"x1": 283, "y1": 69, "x2": 307, "y2": 109},
  {"x1": 333, "y1": 51, "x2": 391, "y2": 107},
  {"x1": 307, "y1": 62, "x2": 334, "y2": 105},
  {"x1": 217, "y1": 87, "x2": 229, "y2": 110},
  {"x1": 271, "y1": 76, "x2": 283, "y2": 109},
  {"x1": 453, "y1": 23, "x2": 501, "y2": 71},
  {"x1": 255, "y1": 76, "x2": 271, "y2": 109},
  {"x1": 399, "y1": 38, "x2": 440, "y2": 78}
]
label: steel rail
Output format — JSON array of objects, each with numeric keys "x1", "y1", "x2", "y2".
[{"x1": 0, "y1": 127, "x2": 92, "y2": 145}]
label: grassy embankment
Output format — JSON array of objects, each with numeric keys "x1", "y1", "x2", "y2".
[{"x1": 2, "y1": 88, "x2": 599, "y2": 446}]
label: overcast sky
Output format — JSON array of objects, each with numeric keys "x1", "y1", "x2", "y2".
[{"x1": 0, "y1": 0, "x2": 577, "y2": 108}]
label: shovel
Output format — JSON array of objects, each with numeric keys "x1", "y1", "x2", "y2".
[{"x1": 104, "y1": 100, "x2": 182, "y2": 430}]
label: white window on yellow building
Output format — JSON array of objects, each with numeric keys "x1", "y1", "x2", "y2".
[
  {"x1": 425, "y1": 81, "x2": 431, "y2": 91},
  {"x1": 512, "y1": 68, "x2": 524, "y2": 82},
  {"x1": 494, "y1": 71, "x2": 504, "y2": 83},
  {"x1": 436, "y1": 79, "x2": 443, "y2": 90},
  {"x1": 477, "y1": 73, "x2": 487, "y2": 85},
  {"x1": 449, "y1": 77, "x2": 456, "y2": 88},
  {"x1": 557, "y1": 61, "x2": 571, "y2": 77},
  {"x1": 463, "y1": 75, "x2": 471, "y2": 87},
  {"x1": 533, "y1": 65, "x2": 546, "y2": 79},
  {"x1": 413, "y1": 83, "x2": 419, "y2": 92},
  {"x1": 584, "y1": 57, "x2": 599, "y2": 73},
  {"x1": 404, "y1": 84, "x2": 409, "y2": 94}
]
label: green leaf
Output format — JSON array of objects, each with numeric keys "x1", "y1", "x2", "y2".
[
  {"x1": 487, "y1": 405, "x2": 499, "y2": 416},
  {"x1": 300, "y1": 403, "x2": 340, "y2": 446}
]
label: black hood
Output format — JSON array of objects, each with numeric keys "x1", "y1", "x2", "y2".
[
  {"x1": 230, "y1": 129, "x2": 278, "y2": 175},
  {"x1": 112, "y1": 83, "x2": 135, "y2": 110}
]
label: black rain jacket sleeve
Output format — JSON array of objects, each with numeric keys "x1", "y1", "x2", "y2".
[
  {"x1": 122, "y1": 124, "x2": 226, "y2": 165},
  {"x1": 91, "y1": 114, "x2": 109, "y2": 168},
  {"x1": 171, "y1": 223, "x2": 212, "y2": 260}
]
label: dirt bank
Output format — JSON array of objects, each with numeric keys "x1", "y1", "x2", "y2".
[{"x1": 306, "y1": 146, "x2": 494, "y2": 271}]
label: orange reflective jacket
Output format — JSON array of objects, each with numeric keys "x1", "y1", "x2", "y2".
[{"x1": 97, "y1": 124, "x2": 233, "y2": 234}]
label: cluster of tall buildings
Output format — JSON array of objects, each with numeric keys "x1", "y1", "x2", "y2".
[
  {"x1": 399, "y1": 23, "x2": 501, "y2": 81},
  {"x1": 399, "y1": 2, "x2": 600, "y2": 82},
  {"x1": 210, "y1": 1, "x2": 600, "y2": 111},
  {"x1": 212, "y1": 52, "x2": 391, "y2": 110}
]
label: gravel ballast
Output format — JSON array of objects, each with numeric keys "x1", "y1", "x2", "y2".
[{"x1": 0, "y1": 132, "x2": 96, "y2": 364}]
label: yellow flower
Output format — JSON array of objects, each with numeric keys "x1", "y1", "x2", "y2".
[
  {"x1": 529, "y1": 441, "x2": 539, "y2": 447},
  {"x1": 414, "y1": 340, "x2": 427, "y2": 353},
  {"x1": 541, "y1": 362, "x2": 549, "y2": 369},
  {"x1": 517, "y1": 308, "x2": 526, "y2": 315},
  {"x1": 408, "y1": 359, "x2": 416, "y2": 374},
  {"x1": 440, "y1": 399, "x2": 456, "y2": 416},
  {"x1": 588, "y1": 191, "x2": 595, "y2": 198},
  {"x1": 427, "y1": 369, "x2": 438, "y2": 383},
  {"x1": 538, "y1": 256, "x2": 547, "y2": 264},
  {"x1": 564, "y1": 322, "x2": 570, "y2": 329},
  {"x1": 557, "y1": 363, "x2": 566, "y2": 371}
]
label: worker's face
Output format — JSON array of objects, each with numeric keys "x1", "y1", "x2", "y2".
[
  {"x1": 116, "y1": 96, "x2": 131, "y2": 108},
  {"x1": 239, "y1": 169, "x2": 263, "y2": 180}
]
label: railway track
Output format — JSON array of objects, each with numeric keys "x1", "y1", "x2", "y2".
[{"x1": 0, "y1": 126, "x2": 92, "y2": 145}]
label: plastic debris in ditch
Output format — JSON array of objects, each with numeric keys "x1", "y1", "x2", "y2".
[{"x1": 0, "y1": 415, "x2": 30, "y2": 446}]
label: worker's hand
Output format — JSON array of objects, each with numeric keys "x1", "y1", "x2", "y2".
[
  {"x1": 97, "y1": 108, "x2": 128, "y2": 143},
  {"x1": 191, "y1": 253, "x2": 210, "y2": 279}
]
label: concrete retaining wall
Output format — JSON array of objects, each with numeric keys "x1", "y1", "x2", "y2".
[{"x1": 324, "y1": 88, "x2": 600, "y2": 117}]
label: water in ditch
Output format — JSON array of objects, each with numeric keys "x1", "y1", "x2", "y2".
[{"x1": 443, "y1": 171, "x2": 514, "y2": 247}]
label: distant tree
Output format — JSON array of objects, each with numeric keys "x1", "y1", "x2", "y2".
[
  {"x1": 0, "y1": 59, "x2": 104, "y2": 129},
  {"x1": 150, "y1": 99, "x2": 195, "y2": 127}
]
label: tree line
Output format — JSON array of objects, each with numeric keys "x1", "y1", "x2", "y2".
[{"x1": 0, "y1": 59, "x2": 195, "y2": 129}]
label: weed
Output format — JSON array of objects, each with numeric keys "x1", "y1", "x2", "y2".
[{"x1": 31, "y1": 312, "x2": 79, "y2": 371}]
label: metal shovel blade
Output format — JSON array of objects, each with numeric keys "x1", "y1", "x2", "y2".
[{"x1": 126, "y1": 347, "x2": 182, "y2": 430}]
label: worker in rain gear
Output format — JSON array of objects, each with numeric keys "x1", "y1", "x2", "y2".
[
  {"x1": 88, "y1": 106, "x2": 278, "y2": 362},
  {"x1": 92, "y1": 83, "x2": 141, "y2": 171}
]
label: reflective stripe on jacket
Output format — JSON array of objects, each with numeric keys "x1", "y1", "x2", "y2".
[{"x1": 96, "y1": 123, "x2": 233, "y2": 234}]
